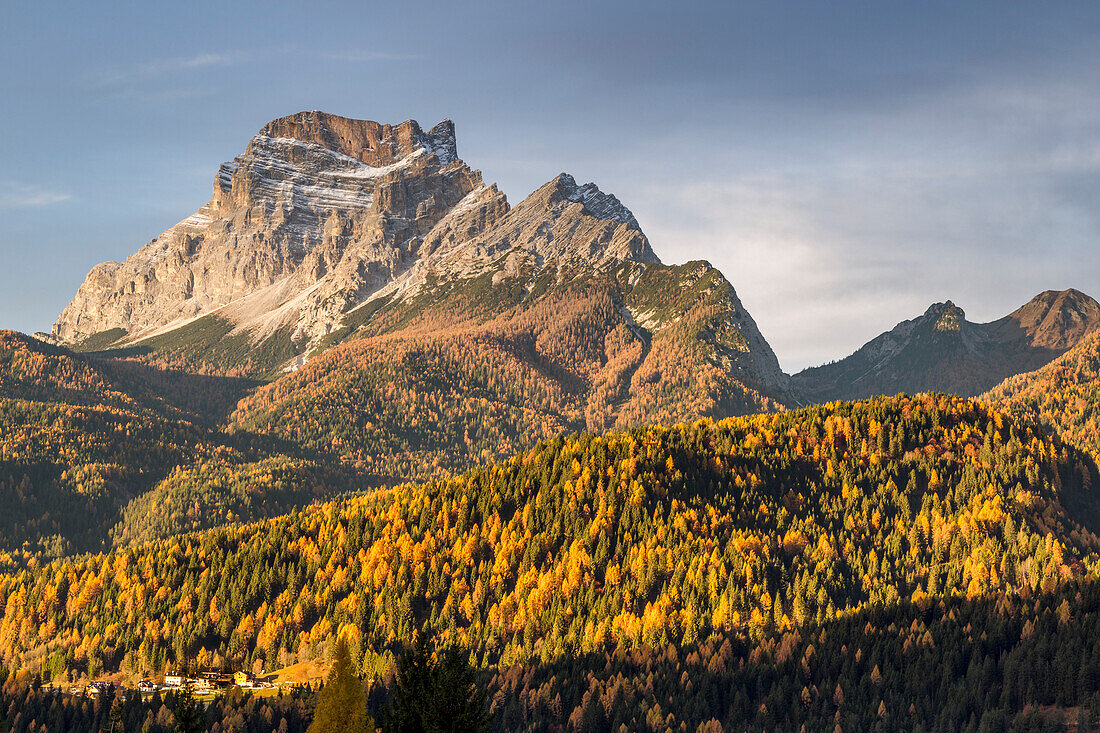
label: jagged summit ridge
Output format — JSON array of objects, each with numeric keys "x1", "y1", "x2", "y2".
[
  {"x1": 255, "y1": 111, "x2": 458, "y2": 167},
  {"x1": 555, "y1": 173, "x2": 638, "y2": 226}
]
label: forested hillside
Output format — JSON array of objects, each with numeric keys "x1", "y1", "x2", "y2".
[
  {"x1": 8, "y1": 582, "x2": 1100, "y2": 731},
  {"x1": 985, "y1": 331, "x2": 1100, "y2": 460},
  {"x1": 231, "y1": 263, "x2": 785, "y2": 485},
  {"x1": 483, "y1": 579, "x2": 1100, "y2": 731},
  {"x1": 2, "y1": 397, "x2": 1095, "y2": 696},
  {"x1": 0, "y1": 331, "x2": 361, "y2": 556}
]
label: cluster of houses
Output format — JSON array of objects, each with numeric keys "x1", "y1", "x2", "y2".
[
  {"x1": 78, "y1": 670, "x2": 276, "y2": 697},
  {"x1": 82, "y1": 680, "x2": 116, "y2": 697},
  {"x1": 162, "y1": 670, "x2": 275, "y2": 692}
]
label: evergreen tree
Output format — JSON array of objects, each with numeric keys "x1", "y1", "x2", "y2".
[
  {"x1": 383, "y1": 630, "x2": 491, "y2": 733},
  {"x1": 173, "y1": 683, "x2": 205, "y2": 733},
  {"x1": 308, "y1": 636, "x2": 373, "y2": 733},
  {"x1": 100, "y1": 691, "x2": 123, "y2": 733}
]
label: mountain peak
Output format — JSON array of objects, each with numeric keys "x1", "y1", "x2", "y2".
[
  {"x1": 1003, "y1": 287, "x2": 1100, "y2": 350},
  {"x1": 550, "y1": 173, "x2": 639, "y2": 226},
  {"x1": 255, "y1": 111, "x2": 459, "y2": 167},
  {"x1": 493, "y1": 173, "x2": 657, "y2": 269},
  {"x1": 923, "y1": 301, "x2": 965, "y2": 332},
  {"x1": 53, "y1": 111, "x2": 483, "y2": 346}
]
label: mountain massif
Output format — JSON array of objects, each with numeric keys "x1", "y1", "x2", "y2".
[
  {"x1": 0, "y1": 111, "x2": 795, "y2": 553},
  {"x1": 48, "y1": 112, "x2": 1099, "y2": 420},
  {"x1": 792, "y1": 289, "x2": 1100, "y2": 403},
  {"x1": 36, "y1": 111, "x2": 793, "y2": 489},
  {"x1": 49, "y1": 111, "x2": 784, "y2": 403}
]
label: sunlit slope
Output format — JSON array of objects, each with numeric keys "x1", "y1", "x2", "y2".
[
  {"x1": 231, "y1": 263, "x2": 787, "y2": 485},
  {"x1": 984, "y1": 331, "x2": 1100, "y2": 459},
  {"x1": 3, "y1": 395, "x2": 1096, "y2": 682}
]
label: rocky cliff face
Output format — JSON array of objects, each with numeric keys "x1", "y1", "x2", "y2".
[
  {"x1": 53, "y1": 112, "x2": 482, "y2": 346},
  {"x1": 53, "y1": 113, "x2": 668, "y2": 349},
  {"x1": 792, "y1": 289, "x2": 1100, "y2": 401}
]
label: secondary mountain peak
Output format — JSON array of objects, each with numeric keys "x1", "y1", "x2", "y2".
[
  {"x1": 997, "y1": 287, "x2": 1100, "y2": 350},
  {"x1": 551, "y1": 173, "x2": 639, "y2": 226},
  {"x1": 924, "y1": 300, "x2": 965, "y2": 332},
  {"x1": 482, "y1": 173, "x2": 657, "y2": 270},
  {"x1": 793, "y1": 289, "x2": 1100, "y2": 402}
]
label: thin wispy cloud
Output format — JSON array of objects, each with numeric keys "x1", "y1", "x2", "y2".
[
  {"x1": 0, "y1": 182, "x2": 71, "y2": 210},
  {"x1": 90, "y1": 52, "x2": 243, "y2": 88},
  {"x1": 87, "y1": 47, "x2": 421, "y2": 91},
  {"x1": 104, "y1": 86, "x2": 215, "y2": 103}
]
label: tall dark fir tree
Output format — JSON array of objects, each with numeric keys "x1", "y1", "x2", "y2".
[{"x1": 382, "y1": 630, "x2": 491, "y2": 733}]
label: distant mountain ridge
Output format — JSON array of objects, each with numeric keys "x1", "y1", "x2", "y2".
[{"x1": 792, "y1": 288, "x2": 1100, "y2": 402}]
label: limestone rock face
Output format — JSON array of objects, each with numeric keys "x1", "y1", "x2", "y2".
[
  {"x1": 53, "y1": 112, "x2": 480, "y2": 345},
  {"x1": 53, "y1": 113, "x2": 671, "y2": 351}
]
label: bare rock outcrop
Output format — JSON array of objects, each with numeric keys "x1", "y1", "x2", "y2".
[{"x1": 53, "y1": 112, "x2": 480, "y2": 345}]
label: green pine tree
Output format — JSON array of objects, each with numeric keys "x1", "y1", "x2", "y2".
[
  {"x1": 100, "y1": 693, "x2": 123, "y2": 733},
  {"x1": 308, "y1": 636, "x2": 373, "y2": 733},
  {"x1": 173, "y1": 683, "x2": 205, "y2": 733},
  {"x1": 382, "y1": 630, "x2": 491, "y2": 733}
]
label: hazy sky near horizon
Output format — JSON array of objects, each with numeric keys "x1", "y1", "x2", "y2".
[{"x1": 2, "y1": 1, "x2": 1099, "y2": 371}]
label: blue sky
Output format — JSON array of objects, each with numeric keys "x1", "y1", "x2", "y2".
[{"x1": 2, "y1": 1, "x2": 1098, "y2": 370}]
